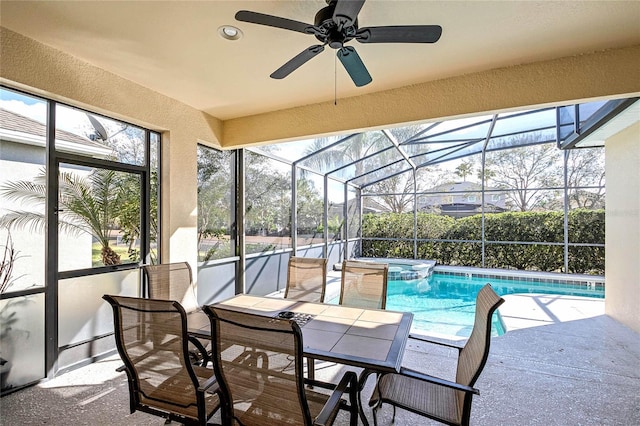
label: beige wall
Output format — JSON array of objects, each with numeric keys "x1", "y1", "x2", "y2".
[
  {"x1": 605, "y1": 122, "x2": 640, "y2": 333},
  {"x1": 222, "y1": 45, "x2": 640, "y2": 147}
]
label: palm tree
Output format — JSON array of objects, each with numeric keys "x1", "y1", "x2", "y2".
[
  {"x1": 0, "y1": 168, "x2": 123, "y2": 265},
  {"x1": 455, "y1": 161, "x2": 474, "y2": 181}
]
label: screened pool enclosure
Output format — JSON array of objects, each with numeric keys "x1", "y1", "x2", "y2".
[
  {"x1": 0, "y1": 83, "x2": 635, "y2": 396},
  {"x1": 197, "y1": 98, "x2": 635, "y2": 294}
]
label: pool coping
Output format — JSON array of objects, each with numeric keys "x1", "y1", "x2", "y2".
[
  {"x1": 433, "y1": 264, "x2": 604, "y2": 288},
  {"x1": 355, "y1": 257, "x2": 604, "y2": 286}
]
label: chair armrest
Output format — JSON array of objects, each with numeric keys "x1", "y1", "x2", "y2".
[
  {"x1": 398, "y1": 367, "x2": 479, "y2": 395},
  {"x1": 408, "y1": 334, "x2": 463, "y2": 351},
  {"x1": 314, "y1": 371, "x2": 357, "y2": 426}
]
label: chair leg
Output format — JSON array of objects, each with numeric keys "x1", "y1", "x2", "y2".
[
  {"x1": 372, "y1": 405, "x2": 379, "y2": 426},
  {"x1": 307, "y1": 356, "x2": 315, "y2": 382},
  {"x1": 392, "y1": 405, "x2": 396, "y2": 423}
]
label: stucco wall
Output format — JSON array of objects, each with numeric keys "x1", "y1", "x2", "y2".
[
  {"x1": 605, "y1": 122, "x2": 640, "y2": 333},
  {"x1": 222, "y1": 45, "x2": 640, "y2": 147}
]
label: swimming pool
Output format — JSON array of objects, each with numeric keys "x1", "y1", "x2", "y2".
[{"x1": 366, "y1": 261, "x2": 604, "y2": 338}]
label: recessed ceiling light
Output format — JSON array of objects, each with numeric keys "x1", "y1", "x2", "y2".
[{"x1": 218, "y1": 25, "x2": 242, "y2": 41}]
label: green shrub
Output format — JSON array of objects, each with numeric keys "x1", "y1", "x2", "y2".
[{"x1": 361, "y1": 209, "x2": 604, "y2": 274}]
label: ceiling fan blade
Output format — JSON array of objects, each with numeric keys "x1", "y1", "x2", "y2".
[
  {"x1": 337, "y1": 46, "x2": 372, "y2": 87},
  {"x1": 333, "y1": 0, "x2": 366, "y2": 27},
  {"x1": 235, "y1": 10, "x2": 314, "y2": 34},
  {"x1": 357, "y1": 25, "x2": 442, "y2": 43},
  {"x1": 271, "y1": 45, "x2": 325, "y2": 79}
]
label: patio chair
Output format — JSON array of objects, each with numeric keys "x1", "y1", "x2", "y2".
[
  {"x1": 340, "y1": 260, "x2": 389, "y2": 310},
  {"x1": 142, "y1": 262, "x2": 210, "y2": 366},
  {"x1": 203, "y1": 305, "x2": 359, "y2": 426},
  {"x1": 103, "y1": 295, "x2": 220, "y2": 425},
  {"x1": 368, "y1": 283, "x2": 505, "y2": 426},
  {"x1": 284, "y1": 256, "x2": 328, "y2": 303},
  {"x1": 284, "y1": 256, "x2": 328, "y2": 382}
]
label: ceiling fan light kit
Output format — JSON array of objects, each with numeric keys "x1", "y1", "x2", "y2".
[{"x1": 235, "y1": 0, "x2": 442, "y2": 87}]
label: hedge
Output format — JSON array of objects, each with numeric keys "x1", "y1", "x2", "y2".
[{"x1": 361, "y1": 210, "x2": 604, "y2": 275}]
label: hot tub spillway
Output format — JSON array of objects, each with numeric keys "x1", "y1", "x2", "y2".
[{"x1": 388, "y1": 263, "x2": 435, "y2": 281}]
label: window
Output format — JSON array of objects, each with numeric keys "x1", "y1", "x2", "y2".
[
  {"x1": 245, "y1": 151, "x2": 291, "y2": 254},
  {"x1": 197, "y1": 145, "x2": 235, "y2": 261},
  {"x1": 58, "y1": 164, "x2": 142, "y2": 271}
]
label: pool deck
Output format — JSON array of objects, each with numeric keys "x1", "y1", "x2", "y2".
[{"x1": 1, "y1": 292, "x2": 638, "y2": 425}]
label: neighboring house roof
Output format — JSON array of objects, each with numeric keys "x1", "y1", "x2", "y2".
[
  {"x1": 328, "y1": 197, "x2": 390, "y2": 215},
  {"x1": 0, "y1": 108, "x2": 112, "y2": 156}
]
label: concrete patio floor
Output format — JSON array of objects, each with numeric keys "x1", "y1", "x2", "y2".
[{"x1": 1, "y1": 294, "x2": 638, "y2": 425}]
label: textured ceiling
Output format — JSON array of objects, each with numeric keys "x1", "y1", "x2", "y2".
[{"x1": 2, "y1": 1, "x2": 639, "y2": 120}]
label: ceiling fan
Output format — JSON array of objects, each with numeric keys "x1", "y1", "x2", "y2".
[{"x1": 235, "y1": 0, "x2": 442, "y2": 87}]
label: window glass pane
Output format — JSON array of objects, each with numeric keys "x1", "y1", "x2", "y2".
[
  {"x1": 296, "y1": 170, "x2": 324, "y2": 247},
  {"x1": 350, "y1": 158, "x2": 410, "y2": 188},
  {"x1": 557, "y1": 105, "x2": 576, "y2": 141},
  {"x1": 327, "y1": 179, "x2": 344, "y2": 242},
  {"x1": 252, "y1": 135, "x2": 346, "y2": 163},
  {"x1": 0, "y1": 88, "x2": 47, "y2": 291},
  {"x1": 55, "y1": 104, "x2": 145, "y2": 165},
  {"x1": 578, "y1": 101, "x2": 608, "y2": 126},
  {"x1": 0, "y1": 293, "x2": 45, "y2": 392},
  {"x1": 567, "y1": 147, "x2": 606, "y2": 200},
  {"x1": 58, "y1": 269, "x2": 139, "y2": 347},
  {"x1": 197, "y1": 146, "x2": 234, "y2": 261},
  {"x1": 149, "y1": 132, "x2": 160, "y2": 264},
  {"x1": 566, "y1": 147, "x2": 605, "y2": 274},
  {"x1": 346, "y1": 186, "x2": 359, "y2": 239},
  {"x1": 245, "y1": 151, "x2": 291, "y2": 254},
  {"x1": 58, "y1": 164, "x2": 141, "y2": 271}
]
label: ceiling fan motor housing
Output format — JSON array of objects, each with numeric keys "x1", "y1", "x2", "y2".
[{"x1": 314, "y1": 3, "x2": 358, "y2": 49}]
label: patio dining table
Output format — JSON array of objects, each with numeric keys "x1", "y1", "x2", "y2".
[{"x1": 188, "y1": 294, "x2": 413, "y2": 425}]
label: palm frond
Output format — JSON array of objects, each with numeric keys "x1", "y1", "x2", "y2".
[
  {"x1": 0, "y1": 180, "x2": 47, "y2": 207},
  {"x1": 0, "y1": 211, "x2": 46, "y2": 234}
]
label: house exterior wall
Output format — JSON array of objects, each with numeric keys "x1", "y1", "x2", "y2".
[{"x1": 605, "y1": 122, "x2": 640, "y2": 333}]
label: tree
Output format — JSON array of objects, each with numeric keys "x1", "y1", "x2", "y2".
[
  {"x1": 484, "y1": 137, "x2": 562, "y2": 211},
  {"x1": 0, "y1": 169, "x2": 124, "y2": 265},
  {"x1": 477, "y1": 167, "x2": 495, "y2": 185},
  {"x1": 296, "y1": 177, "x2": 324, "y2": 235},
  {"x1": 303, "y1": 132, "x2": 390, "y2": 180},
  {"x1": 244, "y1": 151, "x2": 291, "y2": 236},
  {"x1": 116, "y1": 170, "x2": 159, "y2": 263},
  {"x1": 197, "y1": 147, "x2": 234, "y2": 253},
  {"x1": 367, "y1": 171, "x2": 415, "y2": 213},
  {"x1": 566, "y1": 148, "x2": 605, "y2": 209},
  {"x1": 455, "y1": 160, "x2": 474, "y2": 181}
]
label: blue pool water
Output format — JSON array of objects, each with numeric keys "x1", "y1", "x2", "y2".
[{"x1": 385, "y1": 266, "x2": 604, "y2": 338}]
